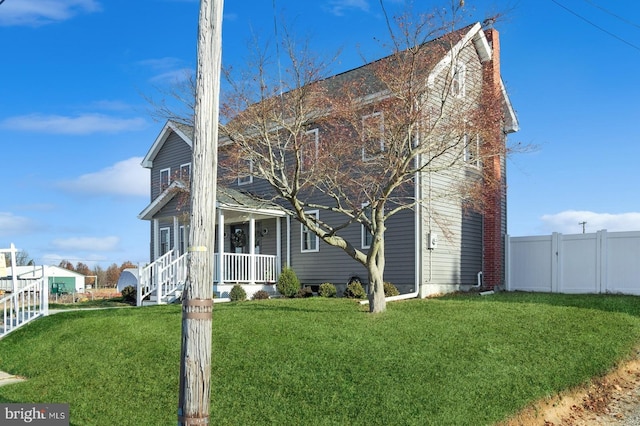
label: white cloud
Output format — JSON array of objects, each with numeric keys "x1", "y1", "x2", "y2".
[
  {"x1": 149, "y1": 68, "x2": 195, "y2": 85},
  {"x1": 0, "y1": 113, "x2": 147, "y2": 135},
  {"x1": 0, "y1": 212, "x2": 35, "y2": 237},
  {"x1": 540, "y1": 210, "x2": 640, "y2": 234},
  {"x1": 0, "y1": 0, "x2": 101, "y2": 27},
  {"x1": 57, "y1": 157, "x2": 149, "y2": 197},
  {"x1": 325, "y1": 0, "x2": 370, "y2": 16},
  {"x1": 51, "y1": 236, "x2": 119, "y2": 252}
]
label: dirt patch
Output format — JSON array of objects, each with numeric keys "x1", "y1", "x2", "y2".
[{"x1": 499, "y1": 349, "x2": 640, "y2": 425}]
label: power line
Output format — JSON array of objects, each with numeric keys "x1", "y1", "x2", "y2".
[
  {"x1": 550, "y1": 0, "x2": 640, "y2": 52},
  {"x1": 582, "y1": 0, "x2": 640, "y2": 31}
]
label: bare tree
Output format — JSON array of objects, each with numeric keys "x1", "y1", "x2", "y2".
[
  {"x1": 4, "y1": 250, "x2": 33, "y2": 267},
  {"x1": 219, "y1": 3, "x2": 510, "y2": 313},
  {"x1": 105, "y1": 263, "x2": 120, "y2": 287},
  {"x1": 58, "y1": 260, "x2": 75, "y2": 271}
]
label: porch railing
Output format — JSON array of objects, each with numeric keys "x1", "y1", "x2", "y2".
[
  {"x1": 214, "y1": 253, "x2": 279, "y2": 284},
  {"x1": 1, "y1": 277, "x2": 48, "y2": 339},
  {"x1": 137, "y1": 250, "x2": 188, "y2": 306}
]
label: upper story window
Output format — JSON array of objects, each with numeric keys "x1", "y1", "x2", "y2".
[
  {"x1": 180, "y1": 163, "x2": 191, "y2": 182},
  {"x1": 238, "y1": 158, "x2": 253, "y2": 185},
  {"x1": 301, "y1": 210, "x2": 319, "y2": 253},
  {"x1": 362, "y1": 112, "x2": 385, "y2": 161},
  {"x1": 160, "y1": 168, "x2": 171, "y2": 190},
  {"x1": 464, "y1": 134, "x2": 480, "y2": 167},
  {"x1": 301, "y1": 128, "x2": 319, "y2": 171},
  {"x1": 361, "y1": 203, "x2": 373, "y2": 249},
  {"x1": 451, "y1": 63, "x2": 466, "y2": 98}
]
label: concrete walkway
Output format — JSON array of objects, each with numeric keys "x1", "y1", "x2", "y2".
[{"x1": 0, "y1": 370, "x2": 25, "y2": 387}]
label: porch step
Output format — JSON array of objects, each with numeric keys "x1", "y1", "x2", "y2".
[{"x1": 142, "y1": 288, "x2": 183, "y2": 306}]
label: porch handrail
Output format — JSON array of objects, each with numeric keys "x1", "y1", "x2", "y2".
[
  {"x1": 137, "y1": 250, "x2": 188, "y2": 306},
  {"x1": 1, "y1": 277, "x2": 48, "y2": 339}
]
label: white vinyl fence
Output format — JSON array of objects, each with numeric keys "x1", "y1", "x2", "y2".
[{"x1": 506, "y1": 230, "x2": 640, "y2": 295}]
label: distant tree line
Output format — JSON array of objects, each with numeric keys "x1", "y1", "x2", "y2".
[{"x1": 58, "y1": 260, "x2": 136, "y2": 288}]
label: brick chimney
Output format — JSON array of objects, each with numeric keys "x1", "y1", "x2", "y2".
[{"x1": 481, "y1": 28, "x2": 506, "y2": 290}]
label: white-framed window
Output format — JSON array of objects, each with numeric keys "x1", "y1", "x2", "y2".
[
  {"x1": 463, "y1": 134, "x2": 480, "y2": 167},
  {"x1": 301, "y1": 128, "x2": 319, "y2": 171},
  {"x1": 238, "y1": 158, "x2": 253, "y2": 185},
  {"x1": 301, "y1": 210, "x2": 319, "y2": 253},
  {"x1": 362, "y1": 112, "x2": 385, "y2": 161},
  {"x1": 159, "y1": 227, "x2": 170, "y2": 256},
  {"x1": 451, "y1": 62, "x2": 466, "y2": 98},
  {"x1": 361, "y1": 203, "x2": 373, "y2": 249},
  {"x1": 178, "y1": 225, "x2": 189, "y2": 255},
  {"x1": 160, "y1": 168, "x2": 171, "y2": 190},
  {"x1": 180, "y1": 163, "x2": 191, "y2": 182}
]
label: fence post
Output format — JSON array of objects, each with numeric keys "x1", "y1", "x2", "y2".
[
  {"x1": 598, "y1": 230, "x2": 608, "y2": 294},
  {"x1": 136, "y1": 264, "x2": 143, "y2": 307},
  {"x1": 42, "y1": 268, "x2": 49, "y2": 316},
  {"x1": 551, "y1": 233, "x2": 561, "y2": 293},
  {"x1": 504, "y1": 234, "x2": 511, "y2": 291},
  {"x1": 10, "y1": 243, "x2": 18, "y2": 294}
]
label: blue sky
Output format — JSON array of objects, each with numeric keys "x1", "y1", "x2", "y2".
[{"x1": 1, "y1": 0, "x2": 639, "y2": 268}]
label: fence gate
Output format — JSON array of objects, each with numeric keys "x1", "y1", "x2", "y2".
[{"x1": 506, "y1": 230, "x2": 640, "y2": 295}]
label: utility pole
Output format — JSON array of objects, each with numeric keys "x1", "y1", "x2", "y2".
[
  {"x1": 177, "y1": 0, "x2": 223, "y2": 425},
  {"x1": 579, "y1": 221, "x2": 587, "y2": 234}
]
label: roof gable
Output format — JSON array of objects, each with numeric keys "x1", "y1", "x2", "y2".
[{"x1": 141, "y1": 121, "x2": 193, "y2": 169}]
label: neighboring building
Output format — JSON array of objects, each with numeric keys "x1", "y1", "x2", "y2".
[
  {"x1": 138, "y1": 23, "x2": 517, "y2": 301},
  {"x1": 1, "y1": 266, "x2": 86, "y2": 294}
]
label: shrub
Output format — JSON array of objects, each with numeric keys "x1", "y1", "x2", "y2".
[
  {"x1": 343, "y1": 278, "x2": 366, "y2": 299},
  {"x1": 121, "y1": 286, "x2": 136, "y2": 304},
  {"x1": 318, "y1": 283, "x2": 337, "y2": 298},
  {"x1": 252, "y1": 290, "x2": 270, "y2": 300},
  {"x1": 229, "y1": 284, "x2": 247, "y2": 302},
  {"x1": 384, "y1": 282, "x2": 400, "y2": 297},
  {"x1": 295, "y1": 286, "x2": 313, "y2": 298},
  {"x1": 277, "y1": 267, "x2": 300, "y2": 298}
]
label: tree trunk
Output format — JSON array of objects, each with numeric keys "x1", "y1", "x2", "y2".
[
  {"x1": 177, "y1": 0, "x2": 223, "y2": 425},
  {"x1": 367, "y1": 235, "x2": 386, "y2": 313}
]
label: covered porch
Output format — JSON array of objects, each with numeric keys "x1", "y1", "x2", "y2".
[
  {"x1": 138, "y1": 186, "x2": 291, "y2": 304},
  {"x1": 214, "y1": 188, "x2": 289, "y2": 289}
]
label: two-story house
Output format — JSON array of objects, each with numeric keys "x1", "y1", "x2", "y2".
[{"x1": 137, "y1": 22, "x2": 517, "y2": 303}]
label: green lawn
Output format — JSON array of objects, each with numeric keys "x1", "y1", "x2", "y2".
[{"x1": 1, "y1": 292, "x2": 639, "y2": 425}]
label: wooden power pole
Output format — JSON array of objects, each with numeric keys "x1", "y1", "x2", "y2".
[{"x1": 177, "y1": 0, "x2": 223, "y2": 425}]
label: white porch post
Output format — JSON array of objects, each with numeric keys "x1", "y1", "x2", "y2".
[
  {"x1": 286, "y1": 216, "x2": 291, "y2": 268},
  {"x1": 249, "y1": 217, "x2": 256, "y2": 284},
  {"x1": 276, "y1": 217, "x2": 282, "y2": 276},
  {"x1": 217, "y1": 209, "x2": 225, "y2": 285},
  {"x1": 173, "y1": 216, "x2": 179, "y2": 254},
  {"x1": 153, "y1": 219, "x2": 159, "y2": 260}
]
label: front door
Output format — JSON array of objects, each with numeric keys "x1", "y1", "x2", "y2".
[{"x1": 230, "y1": 225, "x2": 248, "y2": 253}]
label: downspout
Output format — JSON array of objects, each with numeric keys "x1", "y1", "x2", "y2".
[{"x1": 359, "y1": 148, "x2": 423, "y2": 306}]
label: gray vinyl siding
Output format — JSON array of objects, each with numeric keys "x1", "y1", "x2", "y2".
[
  {"x1": 417, "y1": 39, "x2": 485, "y2": 291},
  {"x1": 150, "y1": 131, "x2": 192, "y2": 202},
  {"x1": 287, "y1": 202, "x2": 416, "y2": 294}
]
